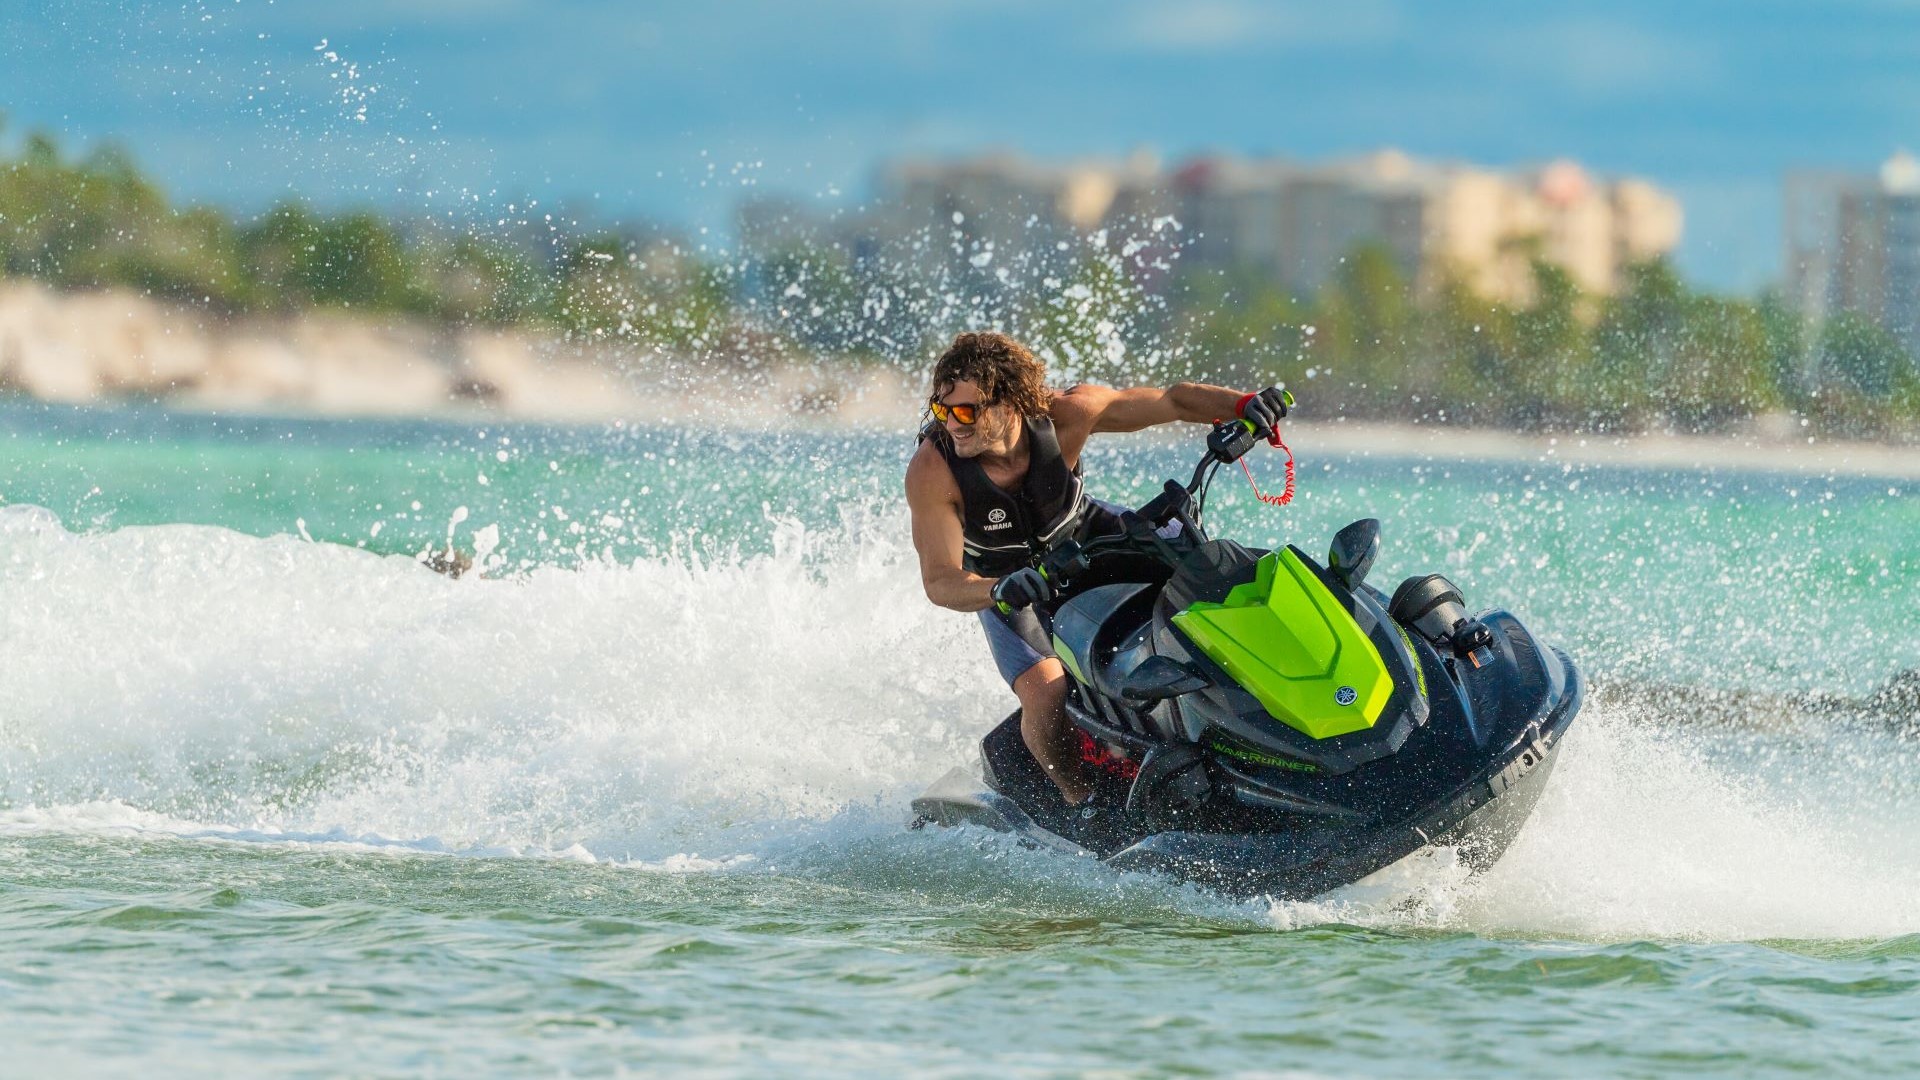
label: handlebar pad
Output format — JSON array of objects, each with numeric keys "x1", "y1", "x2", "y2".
[{"x1": 1207, "y1": 419, "x2": 1260, "y2": 463}]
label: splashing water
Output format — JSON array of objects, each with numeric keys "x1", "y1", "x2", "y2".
[
  {"x1": 3, "y1": 412, "x2": 1916, "y2": 937},
  {"x1": 2, "y1": 406, "x2": 1917, "y2": 1075}
]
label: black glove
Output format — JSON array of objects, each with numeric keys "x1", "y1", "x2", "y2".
[
  {"x1": 1237, "y1": 386, "x2": 1291, "y2": 440},
  {"x1": 991, "y1": 567, "x2": 1052, "y2": 612}
]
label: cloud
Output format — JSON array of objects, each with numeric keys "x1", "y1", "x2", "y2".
[
  {"x1": 1102, "y1": 0, "x2": 1402, "y2": 53},
  {"x1": 1495, "y1": 17, "x2": 1726, "y2": 101}
]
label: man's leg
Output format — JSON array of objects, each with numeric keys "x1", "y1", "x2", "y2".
[{"x1": 1012, "y1": 658, "x2": 1094, "y2": 805}]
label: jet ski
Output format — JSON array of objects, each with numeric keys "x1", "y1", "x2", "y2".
[{"x1": 912, "y1": 416, "x2": 1584, "y2": 899}]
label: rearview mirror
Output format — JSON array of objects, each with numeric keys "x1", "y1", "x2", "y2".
[{"x1": 1328, "y1": 518, "x2": 1380, "y2": 590}]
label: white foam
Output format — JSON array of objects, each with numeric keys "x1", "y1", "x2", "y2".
[
  {"x1": 1245, "y1": 706, "x2": 1920, "y2": 941},
  {"x1": 3, "y1": 504, "x2": 1917, "y2": 942},
  {"x1": 1459, "y1": 708, "x2": 1920, "y2": 941},
  {"x1": 0, "y1": 505, "x2": 994, "y2": 862}
]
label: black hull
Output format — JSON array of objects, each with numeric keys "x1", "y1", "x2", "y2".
[{"x1": 912, "y1": 650, "x2": 1583, "y2": 900}]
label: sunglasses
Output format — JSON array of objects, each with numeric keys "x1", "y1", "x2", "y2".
[{"x1": 929, "y1": 399, "x2": 988, "y2": 426}]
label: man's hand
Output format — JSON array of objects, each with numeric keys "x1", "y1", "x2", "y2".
[
  {"x1": 991, "y1": 567, "x2": 1052, "y2": 612},
  {"x1": 1236, "y1": 386, "x2": 1291, "y2": 439}
]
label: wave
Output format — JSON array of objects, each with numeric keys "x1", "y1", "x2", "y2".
[
  {"x1": 3, "y1": 503, "x2": 1917, "y2": 942},
  {"x1": 0, "y1": 502, "x2": 993, "y2": 852}
]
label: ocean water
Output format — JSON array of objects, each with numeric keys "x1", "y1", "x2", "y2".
[{"x1": 1, "y1": 399, "x2": 1917, "y2": 1077}]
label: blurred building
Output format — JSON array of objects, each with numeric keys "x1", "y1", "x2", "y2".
[
  {"x1": 1786, "y1": 153, "x2": 1920, "y2": 356},
  {"x1": 1170, "y1": 150, "x2": 1680, "y2": 302},
  {"x1": 868, "y1": 148, "x2": 1173, "y2": 287},
  {"x1": 882, "y1": 149, "x2": 1163, "y2": 238},
  {"x1": 740, "y1": 148, "x2": 1682, "y2": 307}
]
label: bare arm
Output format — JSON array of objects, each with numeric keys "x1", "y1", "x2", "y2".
[
  {"x1": 1049, "y1": 382, "x2": 1251, "y2": 457},
  {"x1": 905, "y1": 443, "x2": 999, "y2": 612}
]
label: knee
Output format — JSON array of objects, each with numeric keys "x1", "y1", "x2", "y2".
[{"x1": 1012, "y1": 659, "x2": 1069, "y2": 712}]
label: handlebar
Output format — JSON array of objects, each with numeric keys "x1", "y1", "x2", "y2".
[
  {"x1": 991, "y1": 552, "x2": 1085, "y2": 616},
  {"x1": 1206, "y1": 418, "x2": 1261, "y2": 465},
  {"x1": 1039, "y1": 540, "x2": 1092, "y2": 584}
]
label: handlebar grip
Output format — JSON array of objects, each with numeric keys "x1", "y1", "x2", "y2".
[{"x1": 1207, "y1": 418, "x2": 1261, "y2": 463}]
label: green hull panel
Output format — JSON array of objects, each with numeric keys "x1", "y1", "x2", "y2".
[
  {"x1": 1171, "y1": 549, "x2": 1391, "y2": 739},
  {"x1": 1051, "y1": 632, "x2": 1086, "y2": 685}
]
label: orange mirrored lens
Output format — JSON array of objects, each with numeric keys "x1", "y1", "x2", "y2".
[{"x1": 930, "y1": 401, "x2": 980, "y2": 425}]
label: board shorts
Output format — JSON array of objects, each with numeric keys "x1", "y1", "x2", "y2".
[
  {"x1": 979, "y1": 601, "x2": 1058, "y2": 687},
  {"x1": 975, "y1": 497, "x2": 1177, "y2": 687}
]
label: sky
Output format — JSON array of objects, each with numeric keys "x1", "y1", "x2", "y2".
[{"x1": 3, "y1": 0, "x2": 1919, "y2": 292}]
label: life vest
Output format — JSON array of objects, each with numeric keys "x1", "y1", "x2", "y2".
[{"x1": 925, "y1": 414, "x2": 1115, "y2": 576}]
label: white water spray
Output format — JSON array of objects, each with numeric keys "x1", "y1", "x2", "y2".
[{"x1": 2, "y1": 503, "x2": 1916, "y2": 942}]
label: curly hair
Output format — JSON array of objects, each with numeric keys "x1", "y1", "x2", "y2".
[{"x1": 928, "y1": 332, "x2": 1053, "y2": 419}]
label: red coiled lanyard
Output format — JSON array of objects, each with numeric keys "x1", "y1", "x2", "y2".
[{"x1": 1241, "y1": 429, "x2": 1296, "y2": 506}]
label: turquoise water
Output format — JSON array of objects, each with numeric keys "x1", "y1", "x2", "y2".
[{"x1": 2, "y1": 400, "x2": 1918, "y2": 1077}]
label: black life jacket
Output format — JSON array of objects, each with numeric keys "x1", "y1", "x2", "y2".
[{"x1": 925, "y1": 415, "x2": 1116, "y2": 576}]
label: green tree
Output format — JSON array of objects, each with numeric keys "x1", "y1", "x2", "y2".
[
  {"x1": 1818, "y1": 312, "x2": 1909, "y2": 399},
  {"x1": 1506, "y1": 258, "x2": 1591, "y2": 427},
  {"x1": 1664, "y1": 298, "x2": 1778, "y2": 430},
  {"x1": 309, "y1": 212, "x2": 431, "y2": 312},
  {"x1": 755, "y1": 244, "x2": 866, "y2": 354},
  {"x1": 1419, "y1": 272, "x2": 1516, "y2": 424},
  {"x1": 554, "y1": 234, "x2": 734, "y2": 354},
  {"x1": 239, "y1": 205, "x2": 455, "y2": 316},
  {"x1": 1755, "y1": 293, "x2": 1812, "y2": 408},
  {"x1": 1164, "y1": 263, "x2": 1305, "y2": 389},
  {"x1": 1592, "y1": 259, "x2": 1689, "y2": 429},
  {"x1": 418, "y1": 234, "x2": 550, "y2": 325},
  {"x1": 237, "y1": 202, "x2": 326, "y2": 310},
  {"x1": 1311, "y1": 243, "x2": 1413, "y2": 414},
  {"x1": 1892, "y1": 359, "x2": 1920, "y2": 422}
]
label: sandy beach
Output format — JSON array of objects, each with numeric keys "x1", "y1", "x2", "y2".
[{"x1": 0, "y1": 281, "x2": 917, "y2": 425}]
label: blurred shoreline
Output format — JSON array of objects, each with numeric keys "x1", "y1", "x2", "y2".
[
  {"x1": 0, "y1": 281, "x2": 916, "y2": 427},
  {"x1": 3, "y1": 281, "x2": 1915, "y2": 481},
  {"x1": 1288, "y1": 418, "x2": 1920, "y2": 481}
]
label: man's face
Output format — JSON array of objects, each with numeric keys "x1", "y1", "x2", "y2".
[{"x1": 934, "y1": 379, "x2": 1011, "y2": 459}]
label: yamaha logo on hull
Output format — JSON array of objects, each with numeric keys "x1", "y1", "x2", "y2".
[{"x1": 1335, "y1": 685, "x2": 1357, "y2": 706}]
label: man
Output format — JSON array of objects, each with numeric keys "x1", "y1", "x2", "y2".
[{"x1": 905, "y1": 331, "x2": 1289, "y2": 808}]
